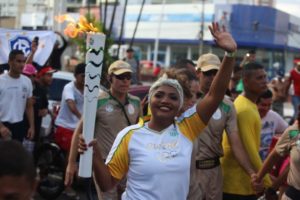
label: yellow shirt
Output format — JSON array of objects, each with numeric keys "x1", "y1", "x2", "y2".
[{"x1": 221, "y1": 95, "x2": 271, "y2": 195}]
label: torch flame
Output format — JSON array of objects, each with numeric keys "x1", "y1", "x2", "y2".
[
  {"x1": 55, "y1": 15, "x2": 100, "y2": 38},
  {"x1": 54, "y1": 14, "x2": 76, "y2": 23}
]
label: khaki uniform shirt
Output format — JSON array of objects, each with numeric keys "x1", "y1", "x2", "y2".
[
  {"x1": 188, "y1": 96, "x2": 237, "y2": 200},
  {"x1": 94, "y1": 90, "x2": 141, "y2": 158},
  {"x1": 195, "y1": 96, "x2": 238, "y2": 160}
]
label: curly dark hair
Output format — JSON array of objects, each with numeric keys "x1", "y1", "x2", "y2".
[{"x1": 163, "y1": 69, "x2": 193, "y2": 99}]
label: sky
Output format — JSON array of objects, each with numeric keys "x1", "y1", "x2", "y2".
[{"x1": 275, "y1": 0, "x2": 300, "y2": 18}]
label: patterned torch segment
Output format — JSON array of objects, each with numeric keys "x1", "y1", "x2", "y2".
[{"x1": 79, "y1": 33, "x2": 106, "y2": 178}]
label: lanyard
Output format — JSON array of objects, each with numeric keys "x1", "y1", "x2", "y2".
[{"x1": 108, "y1": 91, "x2": 132, "y2": 126}]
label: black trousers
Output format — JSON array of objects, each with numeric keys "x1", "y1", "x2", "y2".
[{"x1": 2, "y1": 121, "x2": 27, "y2": 142}]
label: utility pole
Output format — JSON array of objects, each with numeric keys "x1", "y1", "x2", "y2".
[
  {"x1": 153, "y1": 0, "x2": 166, "y2": 70},
  {"x1": 199, "y1": 0, "x2": 205, "y2": 56},
  {"x1": 0, "y1": 5, "x2": 2, "y2": 27},
  {"x1": 117, "y1": 0, "x2": 128, "y2": 59},
  {"x1": 130, "y1": 0, "x2": 146, "y2": 48},
  {"x1": 87, "y1": 0, "x2": 90, "y2": 16}
]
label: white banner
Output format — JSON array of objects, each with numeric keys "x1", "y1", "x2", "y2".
[{"x1": 0, "y1": 29, "x2": 56, "y2": 67}]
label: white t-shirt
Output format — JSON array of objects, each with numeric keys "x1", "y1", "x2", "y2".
[
  {"x1": 55, "y1": 81, "x2": 83, "y2": 130},
  {"x1": 105, "y1": 106, "x2": 206, "y2": 200},
  {"x1": 0, "y1": 73, "x2": 32, "y2": 123},
  {"x1": 260, "y1": 110, "x2": 288, "y2": 160}
]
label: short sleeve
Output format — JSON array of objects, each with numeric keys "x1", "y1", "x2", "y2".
[
  {"x1": 63, "y1": 83, "x2": 75, "y2": 101},
  {"x1": 275, "y1": 129, "x2": 291, "y2": 157},
  {"x1": 225, "y1": 104, "x2": 238, "y2": 135},
  {"x1": 105, "y1": 129, "x2": 133, "y2": 180},
  {"x1": 26, "y1": 77, "x2": 33, "y2": 98},
  {"x1": 177, "y1": 105, "x2": 206, "y2": 141},
  {"x1": 273, "y1": 113, "x2": 288, "y2": 134}
]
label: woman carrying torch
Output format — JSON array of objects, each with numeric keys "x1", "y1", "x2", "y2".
[{"x1": 78, "y1": 22, "x2": 237, "y2": 200}]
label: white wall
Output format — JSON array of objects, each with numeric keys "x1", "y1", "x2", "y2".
[{"x1": 124, "y1": 3, "x2": 215, "y2": 41}]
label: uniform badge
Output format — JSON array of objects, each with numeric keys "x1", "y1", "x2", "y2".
[
  {"x1": 105, "y1": 104, "x2": 114, "y2": 112},
  {"x1": 296, "y1": 139, "x2": 300, "y2": 150},
  {"x1": 127, "y1": 104, "x2": 135, "y2": 115},
  {"x1": 212, "y1": 108, "x2": 221, "y2": 120}
]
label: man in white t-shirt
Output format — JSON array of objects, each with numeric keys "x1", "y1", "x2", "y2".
[
  {"x1": 54, "y1": 63, "x2": 85, "y2": 153},
  {"x1": 256, "y1": 89, "x2": 288, "y2": 160},
  {"x1": 0, "y1": 50, "x2": 34, "y2": 141}
]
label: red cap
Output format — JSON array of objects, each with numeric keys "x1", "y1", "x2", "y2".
[{"x1": 37, "y1": 66, "x2": 57, "y2": 77}]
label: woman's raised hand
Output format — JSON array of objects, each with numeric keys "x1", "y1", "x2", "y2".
[{"x1": 209, "y1": 22, "x2": 237, "y2": 53}]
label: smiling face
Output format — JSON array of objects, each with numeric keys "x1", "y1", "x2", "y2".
[{"x1": 150, "y1": 85, "x2": 181, "y2": 123}]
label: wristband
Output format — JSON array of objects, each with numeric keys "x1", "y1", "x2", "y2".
[{"x1": 225, "y1": 51, "x2": 237, "y2": 58}]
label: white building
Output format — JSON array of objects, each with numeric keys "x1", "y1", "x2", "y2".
[{"x1": 122, "y1": 1, "x2": 300, "y2": 77}]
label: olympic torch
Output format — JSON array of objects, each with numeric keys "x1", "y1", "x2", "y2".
[
  {"x1": 79, "y1": 32, "x2": 106, "y2": 177},
  {"x1": 55, "y1": 15, "x2": 106, "y2": 177}
]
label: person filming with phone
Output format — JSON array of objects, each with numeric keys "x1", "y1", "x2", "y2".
[{"x1": 240, "y1": 49, "x2": 256, "y2": 68}]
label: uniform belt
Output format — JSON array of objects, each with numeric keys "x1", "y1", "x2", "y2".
[{"x1": 196, "y1": 157, "x2": 220, "y2": 169}]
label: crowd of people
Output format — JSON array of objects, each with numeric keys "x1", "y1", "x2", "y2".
[{"x1": 0, "y1": 21, "x2": 300, "y2": 200}]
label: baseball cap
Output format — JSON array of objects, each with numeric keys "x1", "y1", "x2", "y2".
[
  {"x1": 108, "y1": 60, "x2": 132, "y2": 75},
  {"x1": 22, "y1": 64, "x2": 37, "y2": 76},
  {"x1": 196, "y1": 53, "x2": 221, "y2": 72},
  {"x1": 37, "y1": 66, "x2": 57, "y2": 77}
]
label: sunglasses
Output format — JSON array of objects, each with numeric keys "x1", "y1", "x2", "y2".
[
  {"x1": 114, "y1": 73, "x2": 132, "y2": 80},
  {"x1": 202, "y1": 70, "x2": 218, "y2": 77}
]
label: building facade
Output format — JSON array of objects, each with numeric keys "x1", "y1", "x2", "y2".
[{"x1": 123, "y1": 2, "x2": 300, "y2": 77}]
